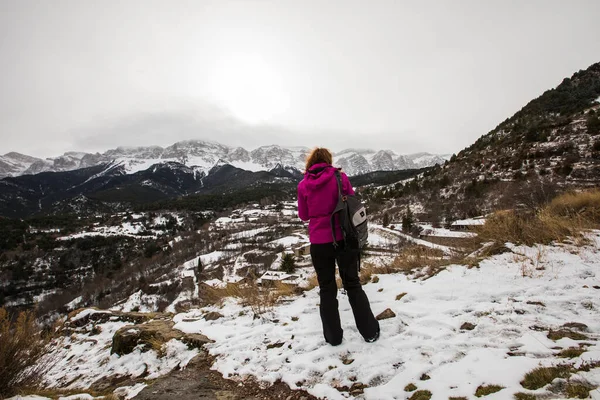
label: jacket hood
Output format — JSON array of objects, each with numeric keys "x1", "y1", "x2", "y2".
[{"x1": 304, "y1": 163, "x2": 337, "y2": 189}]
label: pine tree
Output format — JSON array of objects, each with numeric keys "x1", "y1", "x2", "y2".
[
  {"x1": 587, "y1": 112, "x2": 600, "y2": 134},
  {"x1": 280, "y1": 253, "x2": 296, "y2": 273}
]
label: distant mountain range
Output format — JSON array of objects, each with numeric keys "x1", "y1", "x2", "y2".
[{"x1": 0, "y1": 141, "x2": 449, "y2": 179}]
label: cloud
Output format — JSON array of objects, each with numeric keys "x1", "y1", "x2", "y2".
[{"x1": 68, "y1": 106, "x2": 422, "y2": 156}]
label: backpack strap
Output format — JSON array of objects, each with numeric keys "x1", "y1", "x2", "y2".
[
  {"x1": 334, "y1": 169, "x2": 343, "y2": 197},
  {"x1": 330, "y1": 170, "x2": 345, "y2": 247}
]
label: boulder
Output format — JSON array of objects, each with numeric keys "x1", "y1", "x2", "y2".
[
  {"x1": 204, "y1": 311, "x2": 224, "y2": 321},
  {"x1": 460, "y1": 322, "x2": 476, "y2": 331},
  {"x1": 112, "y1": 318, "x2": 213, "y2": 355}
]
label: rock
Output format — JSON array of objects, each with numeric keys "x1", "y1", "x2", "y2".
[
  {"x1": 395, "y1": 293, "x2": 407, "y2": 301},
  {"x1": 376, "y1": 308, "x2": 396, "y2": 320},
  {"x1": 182, "y1": 333, "x2": 213, "y2": 349},
  {"x1": 460, "y1": 322, "x2": 476, "y2": 331},
  {"x1": 112, "y1": 326, "x2": 144, "y2": 355},
  {"x1": 112, "y1": 319, "x2": 213, "y2": 355},
  {"x1": 204, "y1": 311, "x2": 224, "y2": 321},
  {"x1": 90, "y1": 374, "x2": 137, "y2": 393},
  {"x1": 68, "y1": 308, "x2": 156, "y2": 328},
  {"x1": 215, "y1": 391, "x2": 238, "y2": 400}
]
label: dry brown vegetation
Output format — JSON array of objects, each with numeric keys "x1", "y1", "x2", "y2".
[
  {"x1": 361, "y1": 245, "x2": 460, "y2": 282},
  {"x1": 304, "y1": 274, "x2": 320, "y2": 291},
  {"x1": 202, "y1": 280, "x2": 298, "y2": 316},
  {"x1": 476, "y1": 190, "x2": 600, "y2": 246},
  {"x1": 0, "y1": 308, "x2": 51, "y2": 398}
]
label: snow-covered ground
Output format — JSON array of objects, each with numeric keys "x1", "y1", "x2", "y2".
[
  {"x1": 173, "y1": 234, "x2": 600, "y2": 399},
  {"x1": 418, "y1": 223, "x2": 476, "y2": 238},
  {"x1": 35, "y1": 312, "x2": 197, "y2": 400},
  {"x1": 56, "y1": 213, "x2": 184, "y2": 240},
  {"x1": 376, "y1": 224, "x2": 455, "y2": 255}
]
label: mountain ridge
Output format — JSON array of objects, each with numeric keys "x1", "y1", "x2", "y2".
[
  {"x1": 0, "y1": 141, "x2": 448, "y2": 179},
  {"x1": 363, "y1": 61, "x2": 600, "y2": 223}
]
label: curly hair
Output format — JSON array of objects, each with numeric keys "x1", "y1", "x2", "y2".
[{"x1": 305, "y1": 147, "x2": 333, "y2": 171}]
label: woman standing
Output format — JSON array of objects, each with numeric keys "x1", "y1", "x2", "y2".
[{"x1": 297, "y1": 148, "x2": 380, "y2": 346}]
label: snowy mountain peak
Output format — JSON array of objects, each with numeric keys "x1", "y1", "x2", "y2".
[
  {"x1": 0, "y1": 140, "x2": 446, "y2": 179},
  {"x1": 335, "y1": 148, "x2": 377, "y2": 157},
  {"x1": 3, "y1": 152, "x2": 41, "y2": 163}
]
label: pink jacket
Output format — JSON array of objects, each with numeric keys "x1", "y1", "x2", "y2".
[{"x1": 297, "y1": 163, "x2": 355, "y2": 244}]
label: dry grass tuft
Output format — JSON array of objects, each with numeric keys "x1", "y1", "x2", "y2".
[
  {"x1": 147, "y1": 336, "x2": 167, "y2": 358},
  {"x1": 545, "y1": 189, "x2": 600, "y2": 222},
  {"x1": 476, "y1": 190, "x2": 600, "y2": 247},
  {"x1": 362, "y1": 246, "x2": 452, "y2": 279},
  {"x1": 474, "y1": 384, "x2": 504, "y2": 397},
  {"x1": 558, "y1": 347, "x2": 586, "y2": 358},
  {"x1": 547, "y1": 329, "x2": 588, "y2": 341},
  {"x1": 0, "y1": 308, "x2": 51, "y2": 398},
  {"x1": 407, "y1": 390, "x2": 432, "y2": 400},
  {"x1": 393, "y1": 246, "x2": 447, "y2": 272},
  {"x1": 513, "y1": 393, "x2": 537, "y2": 400},
  {"x1": 203, "y1": 280, "x2": 299, "y2": 316},
  {"x1": 304, "y1": 274, "x2": 320, "y2": 291},
  {"x1": 476, "y1": 210, "x2": 576, "y2": 246},
  {"x1": 564, "y1": 382, "x2": 595, "y2": 398},
  {"x1": 520, "y1": 365, "x2": 571, "y2": 390},
  {"x1": 404, "y1": 383, "x2": 417, "y2": 392}
]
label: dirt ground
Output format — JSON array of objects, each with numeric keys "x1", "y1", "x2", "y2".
[{"x1": 133, "y1": 350, "x2": 318, "y2": 400}]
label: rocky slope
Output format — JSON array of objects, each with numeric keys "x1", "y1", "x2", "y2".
[{"x1": 365, "y1": 61, "x2": 600, "y2": 223}]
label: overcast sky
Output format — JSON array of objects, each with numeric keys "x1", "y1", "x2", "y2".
[{"x1": 1, "y1": 0, "x2": 599, "y2": 158}]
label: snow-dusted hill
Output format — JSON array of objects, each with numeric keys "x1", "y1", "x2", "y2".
[{"x1": 0, "y1": 140, "x2": 447, "y2": 178}]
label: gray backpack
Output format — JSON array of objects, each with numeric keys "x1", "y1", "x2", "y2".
[{"x1": 330, "y1": 170, "x2": 368, "y2": 250}]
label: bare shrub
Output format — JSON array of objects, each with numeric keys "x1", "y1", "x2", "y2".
[
  {"x1": 360, "y1": 246, "x2": 450, "y2": 280},
  {"x1": 202, "y1": 280, "x2": 298, "y2": 317},
  {"x1": 0, "y1": 308, "x2": 50, "y2": 397}
]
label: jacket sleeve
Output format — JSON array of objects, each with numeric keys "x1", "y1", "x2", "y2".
[
  {"x1": 297, "y1": 182, "x2": 309, "y2": 221},
  {"x1": 341, "y1": 172, "x2": 355, "y2": 195}
]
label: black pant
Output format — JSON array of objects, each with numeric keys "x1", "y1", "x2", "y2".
[{"x1": 310, "y1": 242, "x2": 379, "y2": 345}]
